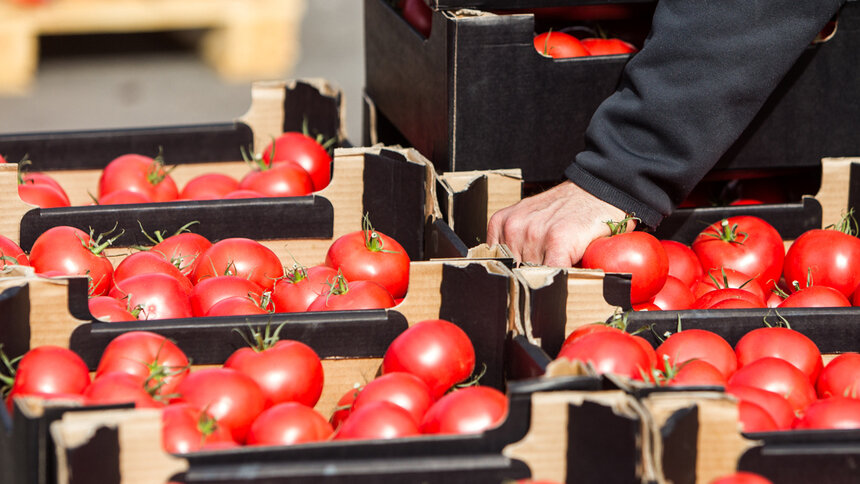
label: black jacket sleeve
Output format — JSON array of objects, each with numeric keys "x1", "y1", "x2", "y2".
[{"x1": 566, "y1": 0, "x2": 847, "y2": 228}]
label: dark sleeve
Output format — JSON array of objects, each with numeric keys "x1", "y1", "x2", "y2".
[{"x1": 566, "y1": 0, "x2": 847, "y2": 228}]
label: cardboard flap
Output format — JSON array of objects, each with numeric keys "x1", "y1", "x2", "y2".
[
  {"x1": 439, "y1": 169, "x2": 523, "y2": 246},
  {"x1": 564, "y1": 269, "x2": 628, "y2": 339},
  {"x1": 513, "y1": 266, "x2": 567, "y2": 357}
]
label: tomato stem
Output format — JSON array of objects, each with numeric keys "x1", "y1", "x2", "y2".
[
  {"x1": 828, "y1": 208, "x2": 859, "y2": 236},
  {"x1": 702, "y1": 219, "x2": 748, "y2": 245},
  {"x1": 604, "y1": 214, "x2": 639, "y2": 236}
]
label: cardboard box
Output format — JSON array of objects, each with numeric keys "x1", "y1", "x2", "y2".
[
  {"x1": 436, "y1": 169, "x2": 523, "y2": 247},
  {"x1": 0, "y1": 258, "x2": 515, "y2": 484},
  {"x1": 364, "y1": 0, "x2": 860, "y2": 183}
]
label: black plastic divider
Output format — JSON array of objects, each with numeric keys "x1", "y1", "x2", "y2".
[
  {"x1": 423, "y1": 218, "x2": 470, "y2": 259},
  {"x1": 0, "y1": 123, "x2": 252, "y2": 170},
  {"x1": 655, "y1": 197, "x2": 823, "y2": 244},
  {"x1": 657, "y1": 405, "x2": 699, "y2": 484},
  {"x1": 739, "y1": 438, "x2": 860, "y2": 484},
  {"x1": 0, "y1": 284, "x2": 31, "y2": 360},
  {"x1": 567, "y1": 400, "x2": 643, "y2": 484},
  {"x1": 450, "y1": 175, "x2": 488, "y2": 247},
  {"x1": 69, "y1": 309, "x2": 407, "y2": 370},
  {"x1": 362, "y1": 149, "x2": 427, "y2": 262},
  {"x1": 281, "y1": 82, "x2": 343, "y2": 144},
  {"x1": 18, "y1": 196, "x2": 334, "y2": 252}
]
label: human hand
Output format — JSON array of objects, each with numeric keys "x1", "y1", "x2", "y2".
[{"x1": 486, "y1": 180, "x2": 635, "y2": 267}]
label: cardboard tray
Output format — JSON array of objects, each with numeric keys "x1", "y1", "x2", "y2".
[
  {"x1": 0, "y1": 258, "x2": 516, "y2": 484},
  {"x1": 364, "y1": 0, "x2": 860, "y2": 183},
  {"x1": 436, "y1": 169, "x2": 523, "y2": 246}
]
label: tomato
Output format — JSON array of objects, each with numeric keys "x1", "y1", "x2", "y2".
[
  {"x1": 663, "y1": 360, "x2": 726, "y2": 387},
  {"x1": 793, "y1": 397, "x2": 860, "y2": 430},
  {"x1": 271, "y1": 265, "x2": 339, "y2": 313},
  {"x1": 109, "y1": 272, "x2": 193, "y2": 320},
  {"x1": 631, "y1": 335, "x2": 658, "y2": 371},
  {"x1": 382, "y1": 319, "x2": 476, "y2": 399},
  {"x1": 777, "y1": 284, "x2": 851, "y2": 308},
  {"x1": 692, "y1": 217, "x2": 784, "y2": 291},
  {"x1": 727, "y1": 357, "x2": 817, "y2": 415},
  {"x1": 562, "y1": 324, "x2": 623, "y2": 348},
  {"x1": 224, "y1": 339, "x2": 324, "y2": 408},
  {"x1": 734, "y1": 327, "x2": 823, "y2": 384},
  {"x1": 174, "y1": 368, "x2": 266, "y2": 443},
  {"x1": 708, "y1": 298, "x2": 765, "y2": 309},
  {"x1": 557, "y1": 331, "x2": 651, "y2": 380},
  {"x1": 29, "y1": 226, "x2": 115, "y2": 296},
  {"x1": 533, "y1": 31, "x2": 589, "y2": 58},
  {"x1": 330, "y1": 384, "x2": 362, "y2": 430},
  {"x1": 0, "y1": 234, "x2": 29, "y2": 268},
  {"x1": 97, "y1": 189, "x2": 153, "y2": 205},
  {"x1": 245, "y1": 402, "x2": 333, "y2": 446},
  {"x1": 648, "y1": 275, "x2": 695, "y2": 310},
  {"x1": 95, "y1": 331, "x2": 190, "y2": 397},
  {"x1": 352, "y1": 372, "x2": 433, "y2": 425},
  {"x1": 223, "y1": 189, "x2": 266, "y2": 199},
  {"x1": 19, "y1": 170, "x2": 70, "y2": 205},
  {"x1": 83, "y1": 372, "x2": 161, "y2": 408},
  {"x1": 660, "y1": 240, "x2": 703, "y2": 288},
  {"x1": 397, "y1": 0, "x2": 433, "y2": 38},
  {"x1": 584, "y1": 230, "x2": 668, "y2": 305},
  {"x1": 325, "y1": 223, "x2": 410, "y2": 299},
  {"x1": 736, "y1": 400, "x2": 778, "y2": 432},
  {"x1": 204, "y1": 296, "x2": 270, "y2": 317},
  {"x1": 306, "y1": 276, "x2": 396, "y2": 312},
  {"x1": 656, "y1": 329, "x2": 737, "y2": 379},
  {"x1": 238, "y1": 163, "x2": 314, "y2": 198},
  {"x1": 816, "y1": 353, "x2": 860, "y2": 399},
  {"x1": 580, "y1": 38, "x2": 637, "y2": 55},
  {"x1": 98, "y1": 153, "x2": 178, "y2": 202},
  {"x1": 420, "y1": 386, "x2": 508, "y2": 435},
  {"x1": 691, "y1": 288, "x2": 766, "y2": 309},
  {"x1": 189, "y1": 275, "x2": 266, "y2": 317},
  {"x1": 727, "y1": 384, "x2": 795, "y2": 430},
  {"x1": 162, "y1": 403, "x2": 237, "y2": 454},
  {"x1": 191, "y1": 238, "x2": 285, "y2": 291},
  {"x1": 334, "y1": 400, "x2": 420, "y2": 441},
  {"x1": 783, "y1": 226, "x2": 860, "y2": 298},
  {"x1": 113, "y1": 251, "x2": 193, "y2": 295},
  {"x1": 18, "y1": 183, "x2": 70, "y2": 208},
  {"x1": 180, "y1": 173, "x2": 239, "y2": 200},
  {"x1": 261, "y1": 132, "x2": 333, "y2": 191},
  {"x1": 88, "y1": 295, "x2": 137, "y2": 322},
  {"x1": 8, "y1": 346, "x2": 90, "y2": 400},
  {"x1": 693, "y1": 268, "x2": 767, "y2": 302},
  {"x1": 708, "y1": 472, "x2": 773, "y2": 484},
  {"x1": 150, "y1": 231, "x2": 212, "y2": 278}
]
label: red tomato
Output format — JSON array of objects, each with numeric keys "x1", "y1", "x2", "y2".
[
  {"x1": 793, "y1": 397, "x2": 860, "y2": 430},
  {"x1": 334, "y1": 400, "x2": 420, "y2": 441},
  {"x1": 20, "y1": 171, "x2": 69, "y2": 200},
  {"x1": 709, "y1": 472, "x2": 773, "y2": 484},
  {"x1": 224, "y1": 339, "x2": 324, "y2": 408},
  {"x1": 271, "y1": 265, "x2": 339, "y2": 313},
  {"x1": 352, "y1": 372, "x2": 433, "y2": 425},
  {"x1": 223, "y1": 189, "x2": 266, "y2": 199},
  {"x1": 656, "y1": 329, "x2": 737, "y2": 379},
  {"x1": 83, "y1": 372, "x2": 161, "y2": 408},
  {"x1": 180, "y1": 173, "x2": 239, "y2": 200},
  {"x1": 660, "y1": 240, "x2": 703, "y2": 288},
  {"x1": 561, "y1": 323, "x2": 624, "y2": 349},
  {"x1": 816, "y1": 353, "x2": 860, "y2": 399},
  {"x1": 29, "y1": 226, "x2": 115, "y2": 296},
  {"x1": 18, "y1": 183, "x2": 71, "y2": 208},
  {"x1": 189, "y1": 275, "x2": 266, "y2": 317},
  {"x1": 777, "y1": 285, "x2": 851, "y2": 308},
  {"x1": 533, "y1": 31, "x2": 589, "y2": 58},
  {"x1": 204, "y1": 296, "x2": 270, "y2": 317},
  {"x1": 97, "y1": 189, "x2": 153, "y2": 205},
  {"x1": 420, "y1": 386, "x2": 508, "y2": 435},
  {"x1": 737, "y1": 400, "x2": 778, "y2": 432},
  {"x1": 325, "y1": 226, "x2": 410, "y2": 299},
  {"x1": 631, "y1": 335, "x2": 658, "y2": 371},
  {"x1": 735, "y1": 327, "x2": 823, "y2": 384},
  {"x1": 330, "y1": 385, "x2": 362, "y2": 431},
  {"x1": 95, "y1": 331, "x2": 190, "y2": 397},
  {"x1": 191, "y1": 238, "x2": 285, "y2": 291},
  {"x1": 727, "y1": 357, "x2": 817, "y2": 415},
  {"x1": 109, "y1": 272, "x2": 193, "y2": 320},
  {"x1": 382, "y1": 319, "x2": 476, "y2": 399},
  {"x1": 245, "y1": 402, "x2": 333, "y2": 446},
  {"x1": 693, "y1": 268, "x2": 767, "y2": 302},
  {"x1": 557, "y1": 331, "x2": 651, "y2": 380},
  {"x1": 664, "y1": 360, "x2": 727, "y2": 387},
  {"x1": 261, "y1": 132, "x2": 333, "y2": 191},
  {"x1": 727, "y1": 384, "x2": 795, "y2": 430},
  {"x1": 113, "y1": 251, "x2": 193, "y2": 295},
  {"x1": 174, "y1": 368, "x2": 266, "y2": 443},
  {"x1": 88, "y1": 295, "x2": 137, "y2": 322},
  {"x1": 151, "y1": 232, "x2": 212, "y2": 278},
  {"x1": 98, "y1": 153, "x2": 179, "y2": 202},
  {"x1": 398, "y1": 0, "x2": 433, "y2": 38},
  {"x1": 579, "y1": 38, "x2": 637, "y2": 55},
  {"x1": 239, "y1": 163, "x2": 314, "y2": 198},
  {"x1": 307, "y1": 277, "x2": 396, "y2": 312},
  {"x1": 0, "y1": 234, "x2": 29, "y2": 268},
  {"x1": 8, "y1": 346, "x2": 90, "y2": 400},
  {"x1": 692, "y1": 217, "x2": 784, "y2": 292},
  {"x1": 691, "y1": 288, "x2": 766, "y2": 309},
  {"x1": 162, "y1": 403, "x2": 237, "y2": 454},
  {"x1": 582, "y1": 229, "x2": 669, "y2": 304},
  {"x1": 649, "y1": 275, "x2": 695, "y2": 310},
  {"x1": 783, "y1": 227, "x2": 860, "y2": 298},
  {"x1": 709, "y1": 298, "x2": 765, "y2": 309}
]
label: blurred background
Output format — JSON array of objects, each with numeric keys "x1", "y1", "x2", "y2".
[{"x1": 0, "y1": 1, "x2": 365, "y2": 143}]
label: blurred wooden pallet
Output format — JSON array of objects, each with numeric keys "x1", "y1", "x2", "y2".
[{"x1": 0, "y1": 0, "x2": 306, "y2": 92}]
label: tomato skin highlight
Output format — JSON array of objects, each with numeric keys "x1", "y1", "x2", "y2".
[
  {"x1": 9, "y1": 346, "x2": 90, "y2": 401},
  {"x1": 191, "y1": 238, "x2": 285, "y2": 291},
  {"x1": 109, "y1": 272, "x2": 193, "y2": 320},
  {"x1": 533, "y1": 31, "x2": 589, "y2": 58},
  {"x1": 271, "y1": 265, "x2": 339, "y2": 313},
  {"x1": 420, "y1": 386, "x2": 509, "y2": 435},
  {"x1": 656, "y1": 329, "x2": 737, "y2": 379}
]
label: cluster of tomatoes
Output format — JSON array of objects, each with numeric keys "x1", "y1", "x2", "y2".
[
  {"x1": 1, "y1": 319, "x2": 507, "y2": 451},
  {"x1": 533, "y1": 30, "x2": 637, "y2": 58},
  {"x1": 558, "y1": 314, "x2": 860, "y2": 432},
  {"x1": 4, "y1": 129, "x2": 333, "y2": 208},
  {"x1": 581, "y1": 214, "x2": 860, "y2": 310},
  {"x1": 0, "y1": 215, "x2": 410, "y2": 320}
]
